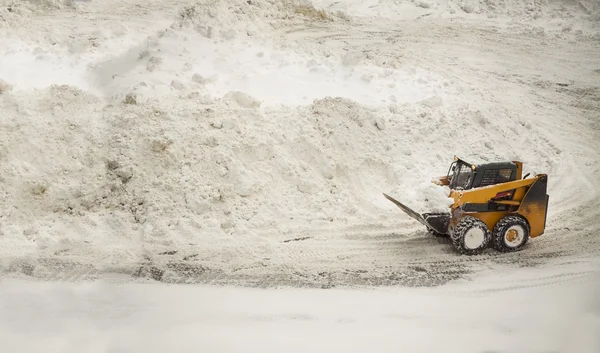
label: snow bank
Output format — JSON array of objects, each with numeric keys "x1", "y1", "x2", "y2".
[
  {"x1": 82, "y1": 26, "x2": 445, "y2": 106},
  {"x1": 0, "y1": 80, "x2": 563, "y2": 263},
  {"x1": 0, "y1": 0, "x2": 71, "y2": 28},
  {"x1": 0, "y1": 0, "x2": 69, "y2": 11},
  {"x1": 0, "y1": 90, "x2": 403, "y2": 257},
  {"x1": 176, "y1": 0, "x2": 344, "y2": 40},
  {"x1": 309, "y1": 0, "x2": 600, "y2": 32}
]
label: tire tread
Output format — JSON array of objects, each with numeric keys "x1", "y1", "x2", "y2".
[
  {"x1": 450, "y1": 216, "x2": 491, "y2": 255},
  {"x1": 492, "y1": 215, "x2": 530, "y2": 252}
]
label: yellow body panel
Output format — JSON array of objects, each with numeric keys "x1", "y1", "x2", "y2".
[
  {"x1": 448, "y1": 177, "x2": 536, "y2": 205},
  {"x1": 520, "y1": 202, "x2": 547, "y2": 238},
  {"x1": 512, "y1": 187, "x2": 527, "y2": 202},
  {"x1": 513, "y1": 161, "x2": 523, "y2": 180},
  {"x1": 447, "y1": 174, "x2": 548, "y2": 238}
]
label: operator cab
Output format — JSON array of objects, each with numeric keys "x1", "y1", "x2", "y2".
[{"x1": 447, "y1": 156, "x2": 519, "y2": 190}]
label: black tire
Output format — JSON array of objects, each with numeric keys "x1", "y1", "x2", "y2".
[
  {"x1": 492, "y1": 215, "x2": 530, "y2": 252},
  {"x1": 450, "y1": 216, "x2": 491, "y2": 255}
]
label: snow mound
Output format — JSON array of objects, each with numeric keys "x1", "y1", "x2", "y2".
[
  {"x1": 0, "y1": 0, "x2": 71, "y2": 28},
  {"x1": 1, "y1": 0, "x2": 68, "y2": 11},
  {"x1": 177, "y1": 0, "x2": 343, "y2": 40},
  {"x1": 310, "y1": 0, "x2": 600, "y2": 27},
  {"x1": 450, "y1": 0, "x2": 600, "y2": 24},
  {"x1": 77, "y1": 23, "x2": 441, "y2": 106},
  {"x1": 0, "y1": 82, "x2": 557, "y2": 257},
  {"x1": 0, "y1": 88, "x2": 399, "y2": 258}
]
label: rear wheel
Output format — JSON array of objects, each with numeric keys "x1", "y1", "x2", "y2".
[
  {"x1": 450, "y1": 216, "x2": 491, "y2": 255},
  {"x1": 492, "y1": 215, "x2": 530, "y2": 252}
]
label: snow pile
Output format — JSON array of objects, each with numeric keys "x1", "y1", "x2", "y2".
[
  {"x1": 83, "y1": 23, "x2": 448, "y2": 106},
  {"x1": 176, "y1": 0, "x2": 341, "y2": 40},
  {"x1": 0, "y1": 90, "x2": 404, "y2": 259},
  {"x1": 309, "y1": 0, "x2": 600, "y2": 28},
  {"x1": 1, "y1": 0, "x2": 69, "y2": 11},
  {"x1": 0, "y1": 80, "x2": 558, "y2": 262},
  {"x1": 0, "y1": 0, "x2": 71, "y2": 28},
  {"x1": 0, "y1": 11, "x2": 575, "y2": 261},
  {"x1": 445, "y1": 0, "x2": 582, "y2": 18}
]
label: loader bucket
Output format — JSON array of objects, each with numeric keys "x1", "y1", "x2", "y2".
[
  {"x1": 383, "y1": 193, "x2": 451, "y2": 235},
  {"x1": 423, "y1": 212, "x2": 451, "y2": 235}
]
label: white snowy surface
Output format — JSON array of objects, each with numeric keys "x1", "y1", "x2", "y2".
[
  {"x1": 310, "y1": 0, "x2": 600, "y2": 33},
  {"x1": 1, "y1": 0, "x2": 599, "y2": 351},
  {"x1": 1, "y1": 259, "x2": 600, "y2": 353},
  {"x1": 0, "y1": 0, "x2": 599, "y2": 286}
]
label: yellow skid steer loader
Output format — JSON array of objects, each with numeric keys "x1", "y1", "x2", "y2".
[{"x1": 384, "y1": 156, "x2": 549, "y2": 255}]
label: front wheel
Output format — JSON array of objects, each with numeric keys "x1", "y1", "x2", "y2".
[
  {"x1": 492, "y1": 215, "x2": 530, "y2": 252},
  {"x1": 450, "y1": 216, "x2": 491, "y2": 255}
]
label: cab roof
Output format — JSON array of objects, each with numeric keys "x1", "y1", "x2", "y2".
[{"x1": 453, "y1": 155, "x2": 520, "y2": 170}]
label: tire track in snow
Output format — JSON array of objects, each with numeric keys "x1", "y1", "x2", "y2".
[{"x1": 5, "y1": 223, "x2": 597, "y2": 288}]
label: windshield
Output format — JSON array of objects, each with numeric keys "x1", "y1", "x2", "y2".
[{"x1": 449, "y1": 162, "x2": 473, "y2": 190}]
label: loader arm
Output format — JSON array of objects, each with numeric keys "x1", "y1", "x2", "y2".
[{"x1": 451, "y1": 176, "x2": 540, "y2": 206}]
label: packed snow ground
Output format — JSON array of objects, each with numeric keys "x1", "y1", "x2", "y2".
[
  {"x1": 1, "y1": 0, "x2": 599, "y2": 284},
  {"x1": 2, "y1": 260, "x2": 600, "y2": 353}
]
